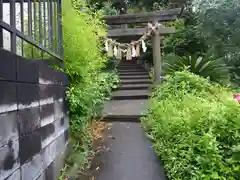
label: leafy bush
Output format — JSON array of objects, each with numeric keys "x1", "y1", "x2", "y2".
[
  {"x1": 141, "y1": 71, "x2": 240, "y2": 180},
  {"x1": 193, "y1": 0, "x2": 240, "y2": 86},
  {"x1": 165, "y1": 0, "x2": 240, "y2": 86},
  {"x1": 61, "y1": 0, "x2": 119, "y2": 177},
  {"x1": 164, "y1": 25, "x2": 208, "y2": 57},
  {"x1": 100, "y1": 1, "x2": 120, "y2": 15},
  {"x1": 163, "y1": 53, "x2": 230, "y2": 84}
]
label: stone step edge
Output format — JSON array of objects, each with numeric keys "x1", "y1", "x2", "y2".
[
  {"x1": 118, "y1": 86, "x2": 151, "y2": 90},
  {"x1": 120, "y1": 76, "x2": 150, "y2": 79},
  {"x1": 112, "y1": 94, "x2": 150, "y2": 100},
  {"x1": 118, "y1": 70, "x2": 146, "y2": 72},
  {"x1": 121, "y1": 81, "x2": 152, "y2": 85},
  {"x1": 99, "y1": 115, "x2": 146, "y2": 122},
  {"x1": 119, "y1": 73, "x2": 149, "y2": 76}
]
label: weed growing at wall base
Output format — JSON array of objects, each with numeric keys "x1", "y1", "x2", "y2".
[{"x1": 141, "y1": 71, "x2": 240, "y2": 180}]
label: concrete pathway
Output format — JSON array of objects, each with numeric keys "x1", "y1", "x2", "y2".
[{"x1": 94, "y1": 61, "x2": 167, "y2": 180}]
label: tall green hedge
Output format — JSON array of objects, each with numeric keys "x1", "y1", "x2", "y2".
[{"x1": 61, "y1": 0, "x2": 119, "y2": 177}]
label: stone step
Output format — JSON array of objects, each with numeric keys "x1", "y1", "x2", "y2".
[
  {"x1": 119, "y1": 72, "x2": 149, "y2": 76},
  {"x1": 120, "y1": 75, "x2": 150, "y2": 80},
  {"x1": 119, "y1": 69, "x2": 146, "y2": 73},
  {"x1": 118, "y1": 68, "x2": 144, "y2": 71},
  {"x1": 118, "y1": 67, "x2": 143, "y2": 71},
  {"x1": 121, "y1": 79, "x2": 152, "y2": 85},
  {"x1": 112, "y1": 90, "x2": 150, "y2": 100},
  {"x1": 118, "y1": 65, "x2": 139, "y2": 68},
  {"x1": 101, "y1": 115, "x2": 141, "y2": 122},
  {"x1": 119, "y1": 65, "x2": 138, "y2": 67},
  {"x1": 119, "y1": 62, "x2": 138, "y2": 65},
  {"x1": 101, "y1": 99, "x2": 149, "y2": 122},
  {"x1": 118, "y1": 65, "x2": 143, "y2": 68},
  {"x1": 118, "y1": 64, "x2": 142, "y2": 67},
  {"x1": 118, "y1": 84, "x2": 151, "y2": 90}
]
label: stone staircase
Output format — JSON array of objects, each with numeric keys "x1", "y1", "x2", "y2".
[
  {"x1": 102, "y1": 61, "x2": 152, "y2": 122},
  {"x1": 94, "y1": 61, "x2": 167, "y2": 180}
]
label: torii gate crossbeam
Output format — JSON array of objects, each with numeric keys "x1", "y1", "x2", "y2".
[
  {"x1": 108, "y1": 27, "x2": 176, "y2": 38},
  {"x1": 104, "y1": 8, "x2": 184, "y2": 25}
]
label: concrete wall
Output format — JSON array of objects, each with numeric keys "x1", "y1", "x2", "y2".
[{"x1": 0, "y1": 49, "x2": 69, "y2": 180}]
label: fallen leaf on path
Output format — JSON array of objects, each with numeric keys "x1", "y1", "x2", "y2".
[{"x1": 91, "y1": 120, "x2": 107, "y2": 140}]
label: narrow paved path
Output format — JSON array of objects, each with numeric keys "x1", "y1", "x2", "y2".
[{"x1": 94, "y1": 61, "x2": 167, "y2": 180}]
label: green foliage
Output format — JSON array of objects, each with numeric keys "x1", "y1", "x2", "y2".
[
  {"x1": 87, "y1": 0, "x2": 171, "y2": 12},
  {"x1": 164, "y1": 25, "x2": 208, "y2": 57},
  {"x1": 62, "y1": 0, "x2": 106, "y2": 79},
  {"x1": 128, "y1": 0, "x2": 169, "y2": 11},
  {"x1": 141, "y1": 71, "x2": 240, "y2": 180},
  {"x1": 163, "y1": 53, "x2": 230, "y2": 84},
  {"x1": 193, "y1": 0, "x2": 240, "y2": 85},
  {"x1": 162, "y1": 0, "x2": 240, "y2": 86},
  {"x1": 100, "y1": 1, "x2": 120, "y2": 15},
  {"x1": 88, "y1": 0, "x2": 123, "y2": 13},
  {"x1": 61, "y1": 0, "x2": 119, "y2": 177}
]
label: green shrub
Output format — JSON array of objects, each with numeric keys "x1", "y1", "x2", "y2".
[
  {"x1": 141, "y1": 71, "x2": 240, "y2": 180},
  {"x1": 100, "y1": 1, "x2": 120, "y2": 15},
  {"x1": 62, "y1": 0, "x2": 106, "y2": 78},
  {"x1": 61, "y1": 0, "x2": 119, "y2": 177},
  {"x1": 163, "y1": 53, "x2": 230, "y2": 84}
]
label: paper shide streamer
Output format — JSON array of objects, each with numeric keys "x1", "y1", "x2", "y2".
[
  {"x1": 108, "y1": 42, "x2": 113, "y2": 57},
  {"x1": 105, "y1": 40, "x2": 108, "y2": 52},
  {"x1": 141, "y1": 40, "x2": 147, "y2": 52},
  {"x1": 126, "y1": 46, "x2": 132, "y2": 60},
  {"x1": 114, "y1": 46, "x2": 118, "y2": 57},
  {"x1": 117, "y1": 47, "x2": 122, "y2": 60},
  {"x1": 132, "y1": 45, "x2": 136, "y2": 57},
  {"x1": 136, "y1": 44, "x2": 140, "y2": 57}
]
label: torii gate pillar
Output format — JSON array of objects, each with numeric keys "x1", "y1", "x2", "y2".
[{"x1": 152, "y1": 20, "x2": 162, "y2": 84}]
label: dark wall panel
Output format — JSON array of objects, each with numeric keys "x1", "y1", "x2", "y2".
[
  {"x1": 19, "y1": 131, "x2": 42, "y2": 165},
  {"x1": 17, "y1": 58, "x2": 39, "y2": 83},
  {"x1": 0, "y1": 82, "x2": 17, "y2": 111},
  {"x1": 0, "y1": 49, "x2": 69, "y2": 180},
  {"x1": 0, "y1": 50, "x2": 17, "y2": 81},
  {"x1": 18, "y1": 107, "x2": 40, "y2": 136},
  {"x1": 17, "y1": 83, "x2": 40, "y2": 106}
]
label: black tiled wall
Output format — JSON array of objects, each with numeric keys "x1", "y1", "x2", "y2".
[{"x1": 0, "y1": 49, "x2": 69, "y2": 180}]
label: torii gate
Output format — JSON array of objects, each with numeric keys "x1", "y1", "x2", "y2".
[{"x1": 104, "y1": 8, "x2": 184, "y2": 84}]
